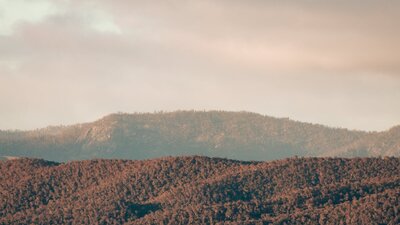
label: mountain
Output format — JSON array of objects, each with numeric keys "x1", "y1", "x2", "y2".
[
  {"x1": 0, "y1": 111, "x2": 369, "y2": 162},
  {"x1": 1, "y1": 156, "x2": 399, "y2": 224},
  {"x1": 0, "y1": 111, "x2": 398, "y2": 161},
  {"x1": 325, "y1": 125, "x2": 400, "y2": 157}
]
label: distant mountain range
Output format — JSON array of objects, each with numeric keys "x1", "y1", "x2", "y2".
[
  {"x1": 1, "y1": 156, "x2": 399, "y2": 224},
  {"x1": 0, "y1": 111, "x2": 399, "y2": 161}
]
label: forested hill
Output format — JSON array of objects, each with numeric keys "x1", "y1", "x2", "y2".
[
  {"x1": 325, "y1": 125, "x2": 400, "y2": 157},
  {"x1": 0, "y1": 111, "x2": 398, "y2": 162},
  {"x1": 1, "y1": 156, "x2": 399, "y2": 224}
]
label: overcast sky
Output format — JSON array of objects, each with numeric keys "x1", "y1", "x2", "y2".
[{"x1": 0, "y1": 0, "x2": 399, "y2": 131}]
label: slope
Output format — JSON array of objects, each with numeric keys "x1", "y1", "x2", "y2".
[
  {"x1": 325, "y1": 125, "x2": 400, "y2": 157},
  {"x1": 0, "y1": 156, "x2": 399, "y2": 224},
  {"x1": 0, "y1": 111, "x2": 368, "y2": 161}
]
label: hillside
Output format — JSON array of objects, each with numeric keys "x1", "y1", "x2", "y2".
[
  {"x1": 325, "y1": 126, "x2": 400, "y2": 157},
  {"x1": 0, "y1": 156, "x2": 399, "y2": 224},
  {"x1": 0, "y1": 111, "x2": 379, "y2": 162}
]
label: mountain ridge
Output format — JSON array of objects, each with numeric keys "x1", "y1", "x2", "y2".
[{"x1": 0, "y1": 111, "x2": 398, "y2": 161}]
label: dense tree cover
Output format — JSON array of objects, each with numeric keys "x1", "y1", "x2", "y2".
[
  {"x1": 1, "y1": 111, "x2": 387, "y2": 162},
  {"x1": 1, "y1": 156, "x2": 399, "y2": 224}
]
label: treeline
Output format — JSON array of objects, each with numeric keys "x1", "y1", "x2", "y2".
[{"x1": 1, "y1": 156, "x2": 399, "y2": 224}]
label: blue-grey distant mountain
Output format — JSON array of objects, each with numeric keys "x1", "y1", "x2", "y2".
[{"x1": 0, "y1": 111, "x2": 398, "y2": 161}]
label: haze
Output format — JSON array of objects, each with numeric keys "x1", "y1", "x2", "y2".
[{"x1": 1, "y1": 0, "x2": 399, "y2": 131}]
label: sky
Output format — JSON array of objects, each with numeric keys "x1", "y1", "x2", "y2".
[{"x1": 0, "y1": 0, "x2": 400, "y2": 131}]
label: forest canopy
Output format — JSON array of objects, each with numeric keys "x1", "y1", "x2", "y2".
[{"x1": 1, "y1": 156, "x2": 399, "y2": 224}]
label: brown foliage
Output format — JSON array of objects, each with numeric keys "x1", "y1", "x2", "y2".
[{"x1": 0, "y1": 156, "x2": 399, "y2": 224}]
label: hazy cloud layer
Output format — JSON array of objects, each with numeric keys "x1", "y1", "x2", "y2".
[{"x1": 0, "y1": 0, "x2": 399, "y2": 131}]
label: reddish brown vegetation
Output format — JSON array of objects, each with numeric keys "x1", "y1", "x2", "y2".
[{"x1": 1, "y1": 156, "x2": 399, "y2": 224}]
